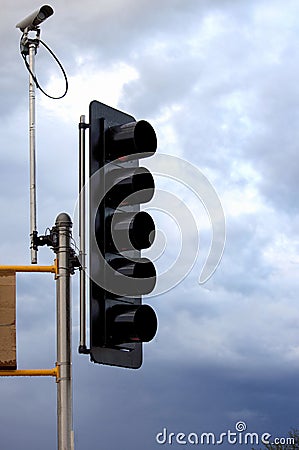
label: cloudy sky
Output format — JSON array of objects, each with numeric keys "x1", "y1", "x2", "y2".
[{"x1": 1, "y1": 0, "x2": 299, "y2": 448}]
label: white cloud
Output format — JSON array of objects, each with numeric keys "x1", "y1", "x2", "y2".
[{"x1": 40, "y1": 60, "x2": 139, "y2": 122}]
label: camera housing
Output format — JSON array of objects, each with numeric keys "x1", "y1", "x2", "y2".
[{"x1": 16, "y1": 5, "x2": 54, "y2": 31}]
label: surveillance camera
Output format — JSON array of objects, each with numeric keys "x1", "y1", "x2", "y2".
[{"x1": 16, "y1": 5, "x2": 54, "y2": 31}]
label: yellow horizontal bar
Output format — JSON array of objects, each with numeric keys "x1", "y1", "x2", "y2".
[
  {"x1": 0, "y1": 367, "x2": 58, "y2": 378},
  {"x1": 0, "y1": 259, "x2": 57, "y2": 274}
]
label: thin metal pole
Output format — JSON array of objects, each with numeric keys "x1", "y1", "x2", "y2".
[
  {"x1": 78, "y1": 116, "x2": 87, "y2": 352},
  {"x1": 29, "y1": 42, "x2": 38, "y2": 264},
  {"x1": 55, "y1": 213, "x2": 74, "y2": 450}
]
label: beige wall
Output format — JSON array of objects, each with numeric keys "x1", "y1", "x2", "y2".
[{"x1": 0, "y1": 272, "x2": 16, "y2": 370}]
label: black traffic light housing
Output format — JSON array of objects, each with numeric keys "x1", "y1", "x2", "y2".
[{"x1": 89, "y1": 100, "x2": 157, "y2": 368}]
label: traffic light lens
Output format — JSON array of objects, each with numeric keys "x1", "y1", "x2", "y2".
[
  {"x1": 134, "y1": 305, "x2": 157, "y2": 342},
  {"x1": 108, "y1": 211, "x2": 155, "y2": 251},
  {"x1": 131, "y1": 170, "x2": 154, "y2": 203},
  {"x1": 134, "y1": 120, "x2": 157, "y2": 155},
  {"x1": 109, "y1": 257, "x2": 156, "y2": 295},
  {"x1": 108, "y1": 120, "x2": 157, "y2": 160},
  {"x1": 109, "y1": 304, "x2": 158, "y2": 343},
  {"x1": 129, "y1": 212, "x2": 155, "y2": 250},
  {"x1": 107, "y1": 167, "x2": 154, "y2": 206}
]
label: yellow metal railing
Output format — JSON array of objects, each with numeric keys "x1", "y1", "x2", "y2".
[
  {"x1": 0, "y1": 259, "x2": 58, "y2": 275},
  {"x1": 0, "y1": 365, "x2": 59, "y2": 380}
]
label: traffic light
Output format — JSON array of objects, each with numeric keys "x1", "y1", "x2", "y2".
[{"x1": 89, "y1": 100, "x2": 157, "y2": 368}]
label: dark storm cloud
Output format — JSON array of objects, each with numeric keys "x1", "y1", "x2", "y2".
[
  {"x1": 72, "y1": 360, "x2": 299, "y2": 450},
  {"x1": 243, "y1": 51, "x2": 299, "y2": 212},
  {"x1": 0, "y1": 377, "x2": 56, "y2": 450},
  {"x1": 212, "y1": 213, "x2": 274, "y2": 295},
  {"x1": 116, "y1": 0, "x2": 299, "y2": 214}
]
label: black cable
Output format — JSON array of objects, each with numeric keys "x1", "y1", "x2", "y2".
[{"x1": 20, "y1": 36, "x2": 68, "y2": 100}]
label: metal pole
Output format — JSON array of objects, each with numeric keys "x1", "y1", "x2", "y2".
[
  {"x1": 28, "y1": 41, "x2": 38, "y2": 264},
  {"x1": 55, "y1": 213, "x2": 74, "y2": 450},
  {"x1": 78, "y1": 116, "x2": 87, "y2": 352}
]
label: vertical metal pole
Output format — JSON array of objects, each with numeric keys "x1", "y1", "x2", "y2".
[
  {"x1": 78, "y1": 116, "x2": 87, "y2": 352},
  {"x1": 55, "y1": 213, "x2": 74, "y2": 450},
  {"x1": 28, "y1": 42, "x2": 38, "y2": 264}
]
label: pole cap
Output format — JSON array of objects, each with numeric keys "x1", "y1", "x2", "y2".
[{"x1": 55, "y1": 212, "x2": 72, "y2": 227}]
